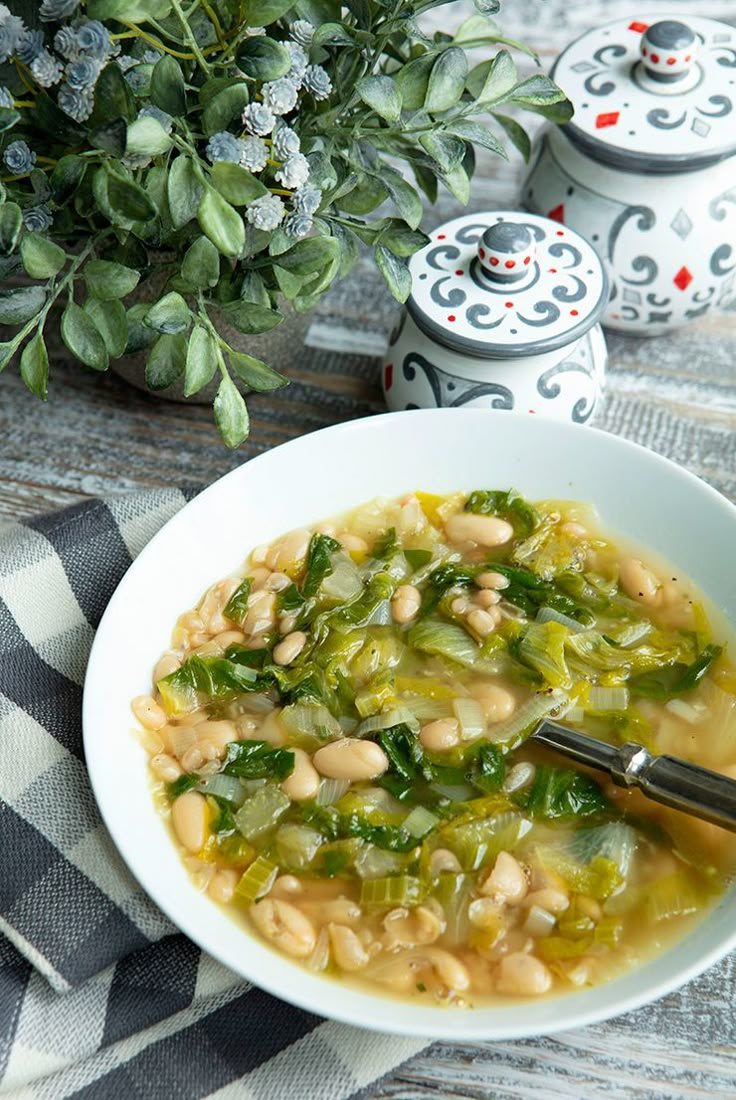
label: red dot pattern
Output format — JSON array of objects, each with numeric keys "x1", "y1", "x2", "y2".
[{"x1": 447, "y1": 314, "x2": 456, "y2": 322}]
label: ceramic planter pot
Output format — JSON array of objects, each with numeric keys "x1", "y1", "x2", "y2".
[
  {"x1": 523, "y1": 15, "x2": 736, "y2": 336},
  {"x1": 382, "y1": 210, "x2": 609, "y2": 424}
]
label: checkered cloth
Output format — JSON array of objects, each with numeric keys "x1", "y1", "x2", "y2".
[{"x1": 0, "y1": 490, "x2": 428, "y2": 1099}]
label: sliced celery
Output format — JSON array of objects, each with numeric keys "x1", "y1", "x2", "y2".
[
  {"x1": 360, "y1": 875, "x2": 423, "y2": 906},
  {"x1": 440, "y1": 811, "x2": 532, "y2": 871},
  {"x1": 432, "y1": 872, "x2": 474, "y2": 945},
  {"x1": 537, "y1": 935, "x2": 593, "y2": 961},
  {"x1": 280, "y1": 703, "x2": 342, "y2": 750},
  {"x1": 402, "y1": 805, "x2": 439, "y2": 838},
  {"x1": 644, "y1": 870, "x2": 710, "y2": 923},
  {"x1": 519, "y1": 621, "x2": 573, "y2": 689},
  {"x1": 275, "y1": 824, "x2": 325, "y2": 871},
  {"x1": 408, "y1": 618, "x2": 480, "y2": 668},
  {"x1": 234, "y1": 784, "x2": 290, "y2": 841},
  {"x1": 534, "y1": 848, "x2": 624, "y2": 900},
  {"x1": 234, "y1": 854, "x2": 278, "y2": 903}
]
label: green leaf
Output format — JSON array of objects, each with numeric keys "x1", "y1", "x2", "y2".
[
  {"x1": 126, "y1": 115, "x2": 172, "y2": 157},
  {"x1": 240, "y1": 270, "x2": 271, "y2": 307},
  {"x1": 273, "y1": 265, "x2": 304, "y2": 299},
  {"x1": 19, "y1": 331, "x2": 48, "y2": 399},
  {"x1": 469, "y1": 49, "x2": 517, "y2": 103},
  {"x1": 210, "y1": 162, "x2": 267, "y2": 206},
  {"x1": 447, "y1": 118, "x2": 507, "y2": 158},
  {"x1": 274, "y1": 236, "x2": 340, "y2": 275},
  {"x1": 376, "y1": 220, "x2": 430, "y2": 258},
  {"x1": 237, "y1": 37, "x2": 291, "y2": 80},
  {"x1": 61, "y1": 302, "x2": 109, "y2": 370},
  {"x1": 228, "y1": 349, "x2": 288, "y2": 391},
  {"x1": 125, "y1": 302, "x2": 158, "y2": 353},
  {"x1": 0, "y1": 285, "x2": 45, "y2": 325},
  {"x1": 219, "y1": 301, "x2": 282, "y2": 334},
  {"x1": 356, "y1": 75, "x2": 402, "y2": 123},
  {"x1": 145, "y1": 291, "x2": 191, "y2": 335},
  {"x1": 50, "y1": 155, "x2": 86, "y2": 204},
  {"x1": 184, "y1": 324, "x2": 219, "y2": 396},
  {"x1": 394, "y1": 51, "x2": 436, "y2": 112},
  {"x1": 20, "y1": 234, "x2": 66, "y2": 279},
  {"x1": 337, "y1": 173, "x2": 388, "y2": 215},
  {"x1": 493, "y1": 112, "x2": 531, "y2": 161},
  {"x1": 197, "y1": 188, "x2": 245, "y2": 258},
  {"x1": 374, "y1": 244, "x2": 411, "y2": 303},
  {"x1": 509, "y1": 73, "x2": 569, "y2": 106},
  {"x1": 168, "y1": 156, "x2": 204, "y2": 230},
  {"x1": 425, "y1": 48, "x2": 468, "y2": 113},
  {"x1": 89, "y1": 118, "x2": 127, "y2": 157},
  {"x1": 381, "y1": 173, "x2": 423, "y2": 230},
  {"x1": 87, "y1": 0, "x2": 172, "y2": 17},
  {"x1": 0, "y1": 203, "x2": 22, "y2": 255},
  {"x1": 202, "y1": 83, "x2": 249, "y2": 137},
  {"x1": 83, "y1": 297, "x2": 128, "y2": 359},
  {"x1": 214, "y1": 373, "x2": 250, "y2": 448},
  {"x1": 454, "y1": 13, "x2": 500, "y2": 43},
  {"x1": 151, "y1": 54, "x2": 186, "y2": 116},
  {"x1": 441, "y1": 161, "x2": 470, "y2": 204},
  {"x1": 419, "y1": 132, "x2": 466, "y2": 172},
  {"x1": 181, "y1": 236, "x2": 220, "y2": 290},
  {"x1": 84, "y1": 259, "x2": 140, "y2": 300},
  {"x1": 242, "y1": 0, "x2": 292, "y2": 25},
  {"x1": 145, "y1": 332, "x2": 186, "y2": 390},
  {"x1": 105, "y1": 164, "x2": 157, "y2": 222},
  {"x1": 89, "y1": 62, "x2": 136, "y2": 126},
  {"x1": 0, "y1": 342, "x2": 15, "y2": 371},
  {"x1": 313, "y1": 22, "x2": 356, "y2": 46},
  {"x1": 0, "y1": 107, "x2": 20, "y2": 133}
]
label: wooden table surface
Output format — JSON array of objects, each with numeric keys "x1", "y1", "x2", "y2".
[{"x1": 2, "y1": 2, "x2": 736, "y2": 1097}]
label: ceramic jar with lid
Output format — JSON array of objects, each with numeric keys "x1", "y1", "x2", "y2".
[
  {"x1": 523, "y1": 15, "x2": 736, "y2": 335},
  {"x1": 382, "y1": 210, "x2": 609, "y2": 424}
]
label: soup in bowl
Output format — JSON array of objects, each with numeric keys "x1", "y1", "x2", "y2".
[{"x1": 83, "y1": 410, "x2": 736, "y2": 1039}]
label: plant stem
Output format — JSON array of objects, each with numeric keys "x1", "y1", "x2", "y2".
[
  {"x1": 199, "y1": 0, "x2": 226, "y2": 49},
  {"x1": 169, "y1": 0, "x2": 212, "y2": 75}
]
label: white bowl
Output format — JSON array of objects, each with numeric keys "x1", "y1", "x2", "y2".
[{"x1": 83, "y1": 409, "x2": 736, "y2": 1040}]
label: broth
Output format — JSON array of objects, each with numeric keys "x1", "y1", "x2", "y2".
[{"x1": 132, "y1": 490, "x2": 736, "y2": 1006}]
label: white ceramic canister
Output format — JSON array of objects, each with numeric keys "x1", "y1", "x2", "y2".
[
  {"x1": 523, "y1": 15, "x2": 736, "y2": 335},
  {"x1": 382, "y1": 210, "x2": 609, "y2": 424}
]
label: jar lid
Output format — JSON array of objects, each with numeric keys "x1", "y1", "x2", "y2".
[
  {"x1": 407, "y1": 211, "x2": 609, "y2": 359},
  {"x1": 552, "y1": 15, "x2": 736, "y2": 172}
]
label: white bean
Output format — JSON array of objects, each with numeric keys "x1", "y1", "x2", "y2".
[
  {"x1": 329, "y1": 923, "x2": 370, "y2": 970},
  {"x1": 313, "y1": 738, "x2": 389, "y2": 781},
  {"x1": 429, "y1": 848, "x2": 462, "y2": 876},
  {"x1": 476, "y1": 571, "x2": 510, "y2": 590},
  {"x1": 250, "y1": 898, "x2": 316, "y2": 958},
  {"x1": 475, "y1": 684, "x2": 516, "y2": 723},
  {"x1": 619, "y1": 557, "x2": 660, "y2": 605},
  {"x1": 266, "y1": 529, "x2": 311, "y2": 574},
  {"x1": 280, "y1": 747, "x2": 321, "y2": 801},
  {"x1": 269, "y1": 874, "x2": 303, "y2": 898},
  {"x1": 420, "y1": 718, "x2": 460, "y2": 752},
  {"x1": 421, "y1": 947, "x2": 470, "y2": 992},
  {"x1": 153, "y1": 654, "x2": 181, "y2": 684},
  {"x1": 392, "y1": 584, "x2": 421, "y2": 625},
  {"x1": 475, "y1": 589, "x2": 501, "y2": 609},
  {"x1": 466, "y1": 607, "x2": 500, "y2": 638},
  {"x1": 150, "y1": 753, "x2": 182, "y2": 783},
  {"x1": 195, "y1": 720, "x2": 238, "y2": 754},
  {"x1": 560, "y1": 521, "x2": 588, "y2": 539},
  {"x1": 272, "y1": 631, "x2": 307, "y2": 666},
  {"x1": 208, "y1": 868, "x2": 238, "y2": 904},
  {"x1": 132, "y1": 694, "x2": 167, "y2": 730},
  {"x1": 266, "y1": 571, "x2": 292, "y2": 592},
  {"x1": 445, "y1": 513, "x2": 514, "y2": 548},
  {"x1": 522, "y1": 888, "x2": 569, "y2": 914},
  {"x1": 480, "y1": 851, "x2": 528, "y2": 904},
  {"x1": 171, "y1": 791, "x2": 208, "y2": 854},
  {"x1": 496, "y1": 952, "x2": 552, "y2": 996},
  {"x1": 383, "y1": 905, "x2": 443, "y2": 947}
]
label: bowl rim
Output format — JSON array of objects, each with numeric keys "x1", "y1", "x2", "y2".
[{"x1": 82, "y1": 408, "x2": 736, "y2": 1040}]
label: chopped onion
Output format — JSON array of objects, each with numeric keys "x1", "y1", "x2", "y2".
[
  {"x1": 338, "y1": 716, "x2": 359, "y2": 734},
  {"x1": 503, "y1": 761, "x2": 536, "y2": 794},
  {"x1": 665, "y1": 698, "x2": 708, "y2": 724},
  {"x1": 610, "y1": 621, "x2": 652, "y2": 648},
  {"x1": 536, "y1": 606, "x2": 587, "y2": 633},
  {"x1": 321, "y1": 555, "x2": 364, "y2": 601},
  {"x1": 402, "y1": 805, "x2": 439, "y2": 838},
  {"x1": 486, "y1": 689, "x2": 569, "y2": 746},
  {"x1": 588, "y1": 686, "x2": 630, "y2": 713},
  {"x1": 400, "y1": 697, "x2": 450, "y2": 722},
  {"x1": 452, "y1": 697, "x2": 486, "y2": 741},
  {"x1": 524, "y1": 905, "x2": 556, "y2": 937},
  {"x1": 281, "y1": 703, "x2": 342, "y2": 741},
  {"x1": 564, "y1": 707, "x2": 586, "y2": 725},
  {"x1": 364, "y1": 599, "x2": 393, "y2": 627},
  {"x1": 169, "y1": 725, "x2": 198, "y2": 759},
  {"x1": 316, "y1": 778, "x2": 350, "y2": 805},
  {"x1": 229, "y1": 693, "x2": 275, "y2": 716},
  {"x1": 357, "y1": 707, "x2": 420, "y2": 736},
  {"x1": 194, "y1": 773, "x2": 246, "y2": 804}
]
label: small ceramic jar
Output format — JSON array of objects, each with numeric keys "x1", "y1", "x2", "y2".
[
  {"x1": 382, "y1": 210, "x2": 609, "y2": 424},
  {"x1": 523, "y1": 15, "x2": 736, "y2": 335}
]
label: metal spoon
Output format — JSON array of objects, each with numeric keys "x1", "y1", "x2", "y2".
[{"x1": 530, "y1": 719, "x2": 736, "y2": 833}]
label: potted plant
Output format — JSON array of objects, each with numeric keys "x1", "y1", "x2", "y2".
[{"x1": 0, "y1": 0, "x2": 570, "y2": 445}]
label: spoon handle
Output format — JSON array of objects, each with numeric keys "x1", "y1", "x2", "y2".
[{"x1": 534, "y1": 721, "x2": 736, "y2": 833}]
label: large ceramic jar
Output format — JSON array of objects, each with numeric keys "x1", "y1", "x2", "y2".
[
  {"x1": 523, "y1": 15, "x2": 736, "y2": 335},
  {"x1": 382, "y1": 210, "x2": 609, "y2": 424}
]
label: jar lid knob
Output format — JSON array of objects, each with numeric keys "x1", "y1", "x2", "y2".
[
  {"x1": 477, "y1": 221, "x2": 536, "y2": 283},
  {"x1": 640, "y1": 20, "x2": 697, "y2": 83}
]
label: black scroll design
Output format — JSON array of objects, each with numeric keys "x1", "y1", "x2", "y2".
[
  {"x1": 709, "y1": 187, "x2": 736, "y2": 220},
  {"x1": 430, "y1": 276, "x2": 466, "y2": 308},
  {"x1": 465, "y1": 303, "x2": 504, "y2": 329},
  {"x1": 715, "y1": 48, "x2": 736, "y2": 69},
  {"x1": 646, "y1": 108, "x2": 687, "y2": 130},
  {"x1": 696, "y1": 95, "x2": 732, "y2": 118},
  {"x1": 516, "y1": 300, "x2": 561, "y2": 327},
  {"x1": 516, "y1": 221, "x2": 547, "y2": 243},
  {"x1": 401, "y1": 352, "x2": 514, "y2": 410},
  {"x1": 536, "y1": 359, "x2": 596, "y2": 424},
  {"x1": 552, "y1": 277, "x2": 586, "y2": 303},
  {"x1": 593, "y1": 43, "x2": 627, "y2": 66},
  {"x1": 646, "y1": 291, "x2": 671, "y2": 308},
  {"x1": 711, "y1": 244, "x2": 735, "y2": 276},
  {"x1": 621, "y1": 255, "x2": 658, "y2": 286},
  {"x1": 548, "y1": 242, "x2": 582, "y2": 269},
  {"x1": 608, "y1": 204, "x2": 656, "y2": 263},
  {"x1": 455, "y1": 223, "x2": 488, "y2": 244},
  {"x1": 426, "y1": 244, "x2": 460, "y2": 270}
]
